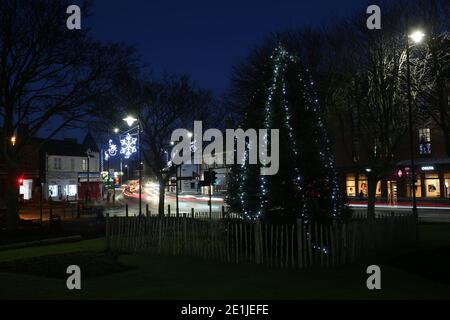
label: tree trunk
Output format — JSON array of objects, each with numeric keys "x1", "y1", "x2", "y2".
[
  {"x1": 367, "y1": 173, "x2": 377, "y2": 221},
  {"x1": 158, "y1": 177, "x2": 166, "y2": 216},
  {"x1": 5, "y1": 168, "x2": 19, "y2": 230},
  {"x1": 445, "y1": 131, "x2": 450, "y2": 158}
]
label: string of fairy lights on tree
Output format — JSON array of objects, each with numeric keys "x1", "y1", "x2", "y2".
[
  {"x1": 237, "y1": 43, "x2": 340, "y2": 221},
  {"x1": 300, "y1": 69, "x2": 340, "y2": 217}
]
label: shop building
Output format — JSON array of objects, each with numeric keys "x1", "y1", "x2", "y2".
[
  {"x1": 337, "y1": 122, "x2": 450, "y2": 203},
  {"x1": 41, "y1": 134, "x2": 101, "y2": 201}
]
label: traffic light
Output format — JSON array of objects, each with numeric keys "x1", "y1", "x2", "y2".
[
  {"x1": 210, "y1": 171, "x2": 217, "y2": 185},
  {"x1": 198, "y1": 171, "x2": 210, "y2": 187},
  {"x1": 17, "y1": 176, "x2": 24, "y2": 186}
]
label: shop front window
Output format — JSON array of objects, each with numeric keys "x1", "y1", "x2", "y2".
[
  {"x1": 444, "y1": 173, "x2": 450, "y2": 198},
  {"x1": 358, "y1": 174, "x2": 368, "y2": 197},
  {"x1": 406, "y1": 174, "x2": 422, "y2": 198},
  {"x1": 48, "y1": 185, "x2": 58, "y2": 197},
  {"x1": 425, "y1": 174, "x2": 440, "y2": 198},
  {"x1": 376, "y1": 181, "x2": 382, "y2": 198},
  {"x1": 346, "y1": 174, "x2": 356, "y2": 197},
  {"x1": 64, "y1": 185, "x2": 77, "y2": 197}
]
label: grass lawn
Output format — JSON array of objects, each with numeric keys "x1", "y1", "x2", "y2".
[{"x1": 1, "y1": 223, "x2": 450, "y2": 299}]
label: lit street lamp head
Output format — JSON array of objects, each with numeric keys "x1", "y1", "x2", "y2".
[
  {"x1": 409, "y1": 30, "x2": 425, "y2": 44},
  {"x1": 123, "y1": 115, "x2": 138, "y2": 127},
  {"x1": 113, "y1": 127, "x2": 119, "y2": 133}
]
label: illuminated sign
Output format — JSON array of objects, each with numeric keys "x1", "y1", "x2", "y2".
[{"x1": 421, "y1": 166, "x2": 435, "y2": 171}]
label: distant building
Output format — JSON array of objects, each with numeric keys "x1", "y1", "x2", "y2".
[
  {"x1": 333, "y1": 117, "x2": 450, "y2": 203},
  {"x1": 42, "y1": 133, "x2": 101, "y2": 201},
  {"x1": 0, "y1": 129, "x2": 102, "y2": 203},
  {"x1": 166, "y1": 151, "x2": 230, "y2": 195}
]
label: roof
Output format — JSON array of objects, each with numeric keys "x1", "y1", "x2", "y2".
[{"x1": 41, "y1": 133, "x2": 99, "y2": 157}]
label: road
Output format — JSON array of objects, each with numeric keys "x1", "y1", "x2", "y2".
[
  {"x1": 105, "y1": 183, "x2": 225, "y2": 216},
  {"x1": 349, "y1": 204, "x2": 450, "y2": 223}
]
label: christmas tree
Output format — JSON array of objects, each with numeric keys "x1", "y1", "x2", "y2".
[{"x1": 226, "y1": 44, "x2": 341, "y2": 223}]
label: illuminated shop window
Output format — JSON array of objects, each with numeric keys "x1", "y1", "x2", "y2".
[
  {"x1": 425, "y1": 174, "x2": 440, "y2": 198},
  {"x1": 376, "y1": 181, "x2": 382, "y2": 198},
  {"x1": 444, "y1": 173, "x2": 450, "y2": 198},
  {"x1": 346, "y1": 174, "x2": 356, "y2": 197},
  {"x1": 64, "y1": 185, "x2": 77, "y2": 197},
  {"x1": 358, "y1": 174, "x2": 368, "y2": 197},
  {"x1": 406, "y1": 174, "x2": 422, "y2": 198},
  {"x1": 48, "y1": 185, "x2": 58, "y2": 197}
]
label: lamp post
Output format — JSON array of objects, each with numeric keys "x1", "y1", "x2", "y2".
[
  {"x1": 85, "y1": 148, "x2": 93, "y2": 203},
  {"x1": 123, "y1": 115, "x2": 142, "y2": 216},
  {"x1": 112, "y1": 128, "x2": 123, "y2": 186},
  {"x1": 406, "y1": 30, "x2": 425, "y2": 229},
  {"x1": 124, "y1": 165, "x2": 129, "y2": 181}
]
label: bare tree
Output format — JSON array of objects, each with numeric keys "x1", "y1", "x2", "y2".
[
  {"x1": 0, "y1": 0, "x2": 135, "y2": 228},
  {"x1": 139, "y1": 75, "x2": 215, "y2": 215},
  {"x1": 319, "y1": 2, "x2": 412, "y2": 219},
  {"x1": 412, "y1": 0, "x2": 450, "y2": 154}
]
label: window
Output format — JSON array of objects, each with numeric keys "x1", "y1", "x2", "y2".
[
  {"x1": 82, "y1": 159, "x2": 88, "y2": 171},
  {"x1": 376, "y1": 181, "x2": 382, "y2": 198},
  {"x1": 425, "y1": 174, "x2": 440, "y2": 197},
  {"x1": 48, "y1": 185, "x2": 58, "y2": 197},
  {"x1": 53, "y1": 158, "x2": 61, "y2": 170},
  {"x1": 64, "y1": 185, "x2": 77, "y2": 197},
  {"x1": 444, "y1": 173, "x2": 450, "y2": 198},
  {"x1": 406, "y1": 173, "x2": 422, "y2": 198},
  {"x1": 358, "y1": 174, "x2": 368, "y2": 197},
  {"x1": 70, "y1": 158, "x2": 75, "y2": 171},
  {"x1": 419, "y1": 128, "x2": 431, "y2": 155},
  {"x1": 346, "y1": 174, "x2": 356, "y2": 197}
]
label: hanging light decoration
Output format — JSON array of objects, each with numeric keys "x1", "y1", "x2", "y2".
[{"x1": 120, "y1": 133, "x2": 137, "y2": 159}]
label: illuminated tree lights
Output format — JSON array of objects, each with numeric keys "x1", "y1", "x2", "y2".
[
  {"x1": 227, "y1": 44, "x2": 341, "y2": 222},
  {"x1": 120, "y1": 133, "x2": 137, "y2": 159}
]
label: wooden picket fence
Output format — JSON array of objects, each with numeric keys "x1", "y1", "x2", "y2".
[{"x1": 105, "y1": 214, "x2": 417, "y2": 269}]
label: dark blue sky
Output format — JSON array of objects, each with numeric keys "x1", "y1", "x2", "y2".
[{"x1": 87, "y1": 0, "x2": 368, "y2": 95}]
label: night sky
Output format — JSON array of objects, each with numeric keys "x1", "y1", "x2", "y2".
[
  {"x1": 86, "y1": 0, "x2": 369, "y2": 95},
  {"x1": 56, "y1": 0, "x2": 370, "y2": 141}
]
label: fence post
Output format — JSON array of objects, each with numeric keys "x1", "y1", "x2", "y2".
[
  {"x1": 105, "y1": 213, "x2": 110, "y2": 250},
  {"x1": 255, "y1": 221, "x2": 260, "y2": 265},
  {"x1": 221, "y1": 206, "x2": 225, "y2": 219},
  {"x1": 297, "y1": 220, "x2": 303, "y2": 269},
  {"x1": 191, "y1": 208, "x2": 194, "y2": 219},
  {"x1": 146, "y1": 204, "x2": 149, "y2": 217},
  {"x1": 168, "y1": 204, "x2": 171, "y2": 217},
  {"x1": 125, "y1": 203, "x2": 129, "y2": 217}
]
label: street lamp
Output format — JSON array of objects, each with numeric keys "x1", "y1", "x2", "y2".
[
  {"x1": 405, "y1": 28, "x2": 425, "y2": 227},
  {"x1": 123, "y1": 115, "x2": 138, "y2": 127},
  {"x1": 409, "y1": 30, "x2": 425, "y2": 44},
  {"x1": 123, "y1": 114, "x2": 142, "y2": 216},
  {"x1": 85, "y1": 148, "x2": 93, "y2": 203}
]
